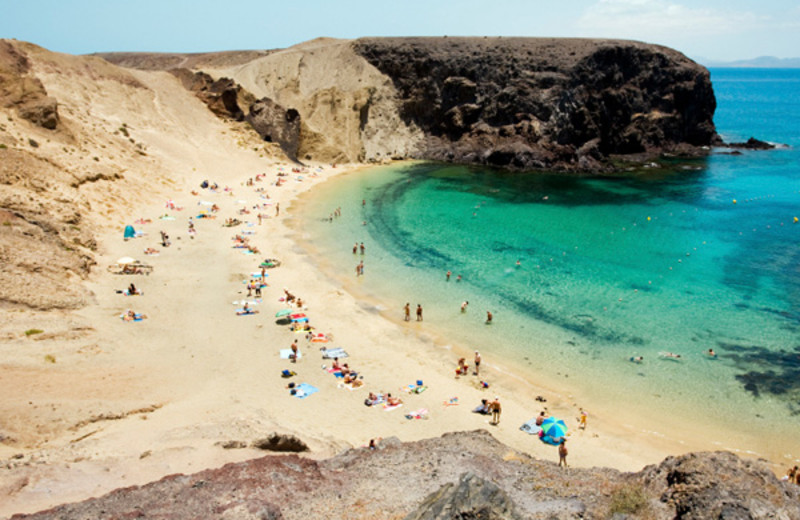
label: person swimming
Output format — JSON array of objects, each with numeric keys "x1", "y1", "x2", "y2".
[{"x1": 630, "y1": 356, "x2": 643, "y2": 363}]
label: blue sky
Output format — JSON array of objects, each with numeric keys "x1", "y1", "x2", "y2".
[{"x1": 1, "y1": 0, "x2": 798, "y2": 62}]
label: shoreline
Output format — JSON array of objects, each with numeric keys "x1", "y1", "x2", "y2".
[
  {"x1": 287, "y1": 162, "x2": 799, "y2": 471},
  {"x1": 0, "y1": 159, "x2": 792, "y2": 517}
]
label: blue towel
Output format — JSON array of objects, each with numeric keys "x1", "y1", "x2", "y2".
[
  {"x1": 519, "y1": 419, "x2": 542, "y2": 435},
  {"x1": 294, "y1": 383, "x2": 318, "y2": 398}
]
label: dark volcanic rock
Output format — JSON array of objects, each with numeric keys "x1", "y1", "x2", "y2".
[
  {"x1": 12, "y1": 431, "x2": 800, "y2": 519},
  {"x1": 727, "y1": 137, "x2": 776, "y2": 150},
  {"x1": 353, "y1": 37, "x2": 718, "y2": 172},
  {"x1": 17, "y1": 96, "x2": 59, "y2": 129},
  {"x1": 405, "y1": 472, "x2": 523, "y2": 520},
  {"x1": 247, "y1": 98, "x2": 302, "y2": 162},
  {"x1": 641, "y1": 451, "x2": 800, "y2": 519},
  {"x1": 170, "y1": 68, "x2": 254, "y2": 121},
  {"x1": 251, "y1": 433, "x2": 309, "y2": 452}
]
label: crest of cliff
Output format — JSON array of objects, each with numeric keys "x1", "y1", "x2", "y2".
[
  {"x1": 100, "y1": 37, "x2": 718, "y2": 172},
  {"x1": 13, "y1": 431, "x2": 800, "y2": 519}
]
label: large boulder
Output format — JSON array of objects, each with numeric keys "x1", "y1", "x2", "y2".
[{"x1": 404, "y1": 472, "x2": 523, "y2": 520}]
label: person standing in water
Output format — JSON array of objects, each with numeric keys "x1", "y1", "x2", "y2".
[
  {"x1": 486, "y1": 311, "x2": 493, "y2": 324},
  {"x1": 416, "y1": 304, "x2": 423, "y2": 321},
  {"x1": 461, "y1": 301, "x2": 469, "y2": 313},
  {"x1": 404, "y1": 303, "x2": 410, "y2": 322}
]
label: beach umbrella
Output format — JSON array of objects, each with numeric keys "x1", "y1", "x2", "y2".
[
  {"x1": 275, "y1": 309, "x2": 292, "y2": 317},
  {"x1": 117, "y1": 257, "x2": 137, "y2": 265},
  {"x1": 540, "y1": 416, "x2": 567, "y2": 440}
]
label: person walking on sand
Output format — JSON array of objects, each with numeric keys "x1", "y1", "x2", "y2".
[
  {"x1": 490, "y1": 397, "x2": 501, "y2": 425},
  {"x1": 416, "y1": 304, "x2": 423, "y2": 321},
  {"x1": 579, "y1": 408, "x2": 588, "y2": 430},
  {"x1": 474, "y1": 351, "x2": 481, "y2": 376},
  {"x1": 275, "y1": 203, "x2": 280, "y2": 217},
  {"x1": 404, "y1": 303, "x2": 410, "y2": 322},
  {"x1": 558, "y1": 439, "x2": 568, "y2": 467}
]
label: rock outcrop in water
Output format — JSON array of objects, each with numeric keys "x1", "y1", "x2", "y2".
[
  {"x1": 12, "y1": 431, "x2": 800, "y2": 519},
  {"x1": 99, "y1": 37, "x2": 719, "y2": 173}
]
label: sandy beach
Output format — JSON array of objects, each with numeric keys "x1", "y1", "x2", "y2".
[
  {"x1": 3, "y1": 151, "x2": 774, "y2": 517},
  {"x1": 0, "y1": 39, "x2": 793, "y2": 518}
]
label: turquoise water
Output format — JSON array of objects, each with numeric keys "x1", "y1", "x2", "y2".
[{"x1": 297, "y1": 68, "x2": 800, "y2": 455}]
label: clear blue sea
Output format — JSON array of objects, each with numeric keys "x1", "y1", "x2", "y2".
[{"x1": 295, "y1": 68, "x2": 800, "y2": 460}]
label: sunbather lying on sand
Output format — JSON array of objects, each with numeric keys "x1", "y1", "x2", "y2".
[
  {"x1": 386, "y1": 394, "x2": 402, "y2": 406},
  {"x1": 121, "y1": 310, "x2": 147, "y2": 321}
]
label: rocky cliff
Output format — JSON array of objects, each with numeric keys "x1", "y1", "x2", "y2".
[
  {"x1": 12, "y1": 431, "x2": 800, "y2": 519},
  {"x1": 101, "y1": 37, "x2": 718, "y2": 172},
  {"x1": 352, "y1": 37, "x2": 718, "y2": 171}
]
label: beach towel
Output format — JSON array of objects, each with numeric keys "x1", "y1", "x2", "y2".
[
  {"x1": 520, "y1": 419, "x2": 542, "y2": 435},
  {"x1": 383, "y1": 403, "x2": 403, "y2": 412},
  {"x1": 232, "y1": 300, "x2": 261, "y2": 306},
  {"x1": 404, "y1": 384, "x2": 427, "y2": 394},
  {"x1": 405, "y1": 408, "x2": 429, "y2": 420},
  {"x1": 293, "y1": 383, "x2": 318, "y2": 399},
  {"x1": 279, "y1": 349, "x2": 302, "y2": 360},
  {"x1": 338, "y1": 381, "x2": 363, "y2": 391},
  {"x1": 236, "y1": 309, "x2": 258, "y2": 315},
  {"x1": 322, "y1": 348, "x2": 348, "y2": 359}
]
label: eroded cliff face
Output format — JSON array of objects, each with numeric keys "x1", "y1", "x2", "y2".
[
  {"x1": 352, "y1": 37, "x2": 718, "y2": 171},
  {"x1": 13, "y1": 431, "x2": 800, "y2": 520},
  {"x1": 100, "y1": 37, "x2": 718, "y2": 172}
]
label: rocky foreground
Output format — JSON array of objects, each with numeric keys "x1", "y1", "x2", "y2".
[{"x1": 12, "y1": 431, "x2": 799, "y2": 519}]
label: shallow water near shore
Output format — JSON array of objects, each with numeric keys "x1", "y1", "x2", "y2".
[{"x1": 295, "y1": 68, "x2": 800, "y2": 462}]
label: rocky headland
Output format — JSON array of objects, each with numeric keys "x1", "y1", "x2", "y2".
[
  {"x1": 12, "y1": 431, "x2": 800, "y2": 519},
  {"x1": 99, "y1": 37, "x2": 720, "y2": 172}
]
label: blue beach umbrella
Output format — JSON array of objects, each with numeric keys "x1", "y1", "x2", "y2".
[{"x1": 540, "y1": 416, "x2": 567, "y2": 444}]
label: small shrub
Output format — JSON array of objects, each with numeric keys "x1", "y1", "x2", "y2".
[
  {"x1": 44, "y1": 354, "x2": 56, "y2": 363},
  {"x1": 28, "y1": 138, "x2": 39, "y2": 148},
  {"x1": 609, "y1": 484, "x2": 649, "y2": 515},
  {"x1": 2, "y1": 221, "x2": 10, "y2": 226},
  {"x1": 25, "y1": 329, "x2": 44, "y2": 336},
  {"x1": 93, "y1": 156, "x2": 99, "y2": 161},
  {"x1": 0, "y1": 143, "x2": 7, "y2": 149}
]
